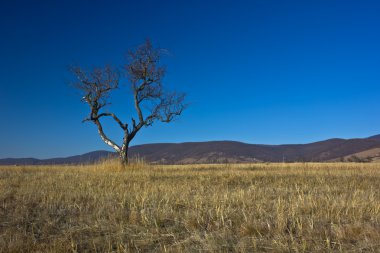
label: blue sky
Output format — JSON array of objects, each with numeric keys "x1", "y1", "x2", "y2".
[{"x1": 1, "y1": 0, "x2": 380, "y2": 158}]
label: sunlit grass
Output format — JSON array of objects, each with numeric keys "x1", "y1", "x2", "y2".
[{"x1": 1, "y1": 162, "x2": 379, "y2": 252}]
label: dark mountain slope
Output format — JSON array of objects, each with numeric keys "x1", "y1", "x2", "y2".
[
  {"x1": 128, "y1": 137, "x2": 380, "y2": 163},
  {"x1": 368, "y1": 134, "x2": 380, "y2": 142},
  {"x1": 0, "y1": 151, "x2": 115, "y2": 165},
  {"x1": 2, "y1": 135, "x2": 380, "y2": 165},
  {"x1": 0, "y1": 158, "x2": 41, "y2": 165}
]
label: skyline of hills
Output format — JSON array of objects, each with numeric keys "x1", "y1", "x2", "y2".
[{"x1": 1, "y1": 134, "x2": 380, "y2": 165}]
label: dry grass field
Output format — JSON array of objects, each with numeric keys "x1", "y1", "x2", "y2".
[{"x1": 1, "y1": 161, "x2": 380, "y2": 252}]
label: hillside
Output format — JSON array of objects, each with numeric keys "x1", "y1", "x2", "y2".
[
  {"x1": 128, "y1": 137, "x2": 380, "y2": 163},
  {"x1": 0, "y1": 151, "x2": 115, "y2": 166},
  {"x1": 2, "y1": 135, "x2": 380, "y2": 165}
]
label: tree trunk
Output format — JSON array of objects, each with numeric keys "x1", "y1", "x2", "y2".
[{"x1": 119, "y1": 144, "x2": 129, "y2": 166}]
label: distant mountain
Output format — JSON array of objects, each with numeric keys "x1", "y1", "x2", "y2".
[
  {"x1": 1, "y1": 135, "x2": 380, "y2": 165},
  {"x1": 0, "y1": 158, "x2": 42, "y2": 165},
  {"x1": 128, "y1": 136, "x2": 380, "y2": 163},
  {"x1": 0, "y1": 151, "x2": 115, "y2": 165},
  {"x1": 368, "y1": 134, "x2": 380, "y2": 142}
]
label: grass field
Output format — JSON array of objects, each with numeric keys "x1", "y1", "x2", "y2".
[{"x1": 1, "y1": 161, "x2": 380, "y2": 252}]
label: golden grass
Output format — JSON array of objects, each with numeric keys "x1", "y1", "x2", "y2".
[{"x1": 1, "y1": 162, "x2": 380, "y2": 252}]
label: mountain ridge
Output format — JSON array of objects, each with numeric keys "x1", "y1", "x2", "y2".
[{"x1": 1, "y1": 135, "x2": 380, "y2": 165}]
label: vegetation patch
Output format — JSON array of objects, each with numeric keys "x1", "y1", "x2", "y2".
[{"x1": 1, "y1": 162, "x2": 380, "y2": 252}]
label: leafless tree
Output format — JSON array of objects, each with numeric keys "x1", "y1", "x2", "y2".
[{"x1": 71, "y1": 40, "x2": 186, "y2": 165}]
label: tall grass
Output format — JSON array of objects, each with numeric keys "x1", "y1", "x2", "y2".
[{"x1": 1, "y1": 162, "x2": 379, "y2": 252}]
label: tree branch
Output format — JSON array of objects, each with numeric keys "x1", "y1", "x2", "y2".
[
  {"x1": 93, "y1": 119, "x2": 121, "y2": 153},
  {"x1": 98, "y1": 112, "x2": 128, "y2": 130},
  {"x1": 133, "y1": 90, "x2": 144, "y2": 124}
]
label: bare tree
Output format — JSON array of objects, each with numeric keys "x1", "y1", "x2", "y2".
[{"x1": 71, "y1": 40, "x2": 186, "y2": 165}]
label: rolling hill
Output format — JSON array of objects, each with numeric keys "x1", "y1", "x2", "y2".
[
  {"x1": 1, "y1": 135, "x2": 380, "y2": 165},
  {"x1": 0, "y1": 151, "x2": 115, "y2": 166},
  {"x1": 128, "y1": 136, "x2": 380, "y2": 163}
]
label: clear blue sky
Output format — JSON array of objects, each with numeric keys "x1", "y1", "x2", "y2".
[{"x1": 1, "y1": 0, "x2": 380, "y2": 158}]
